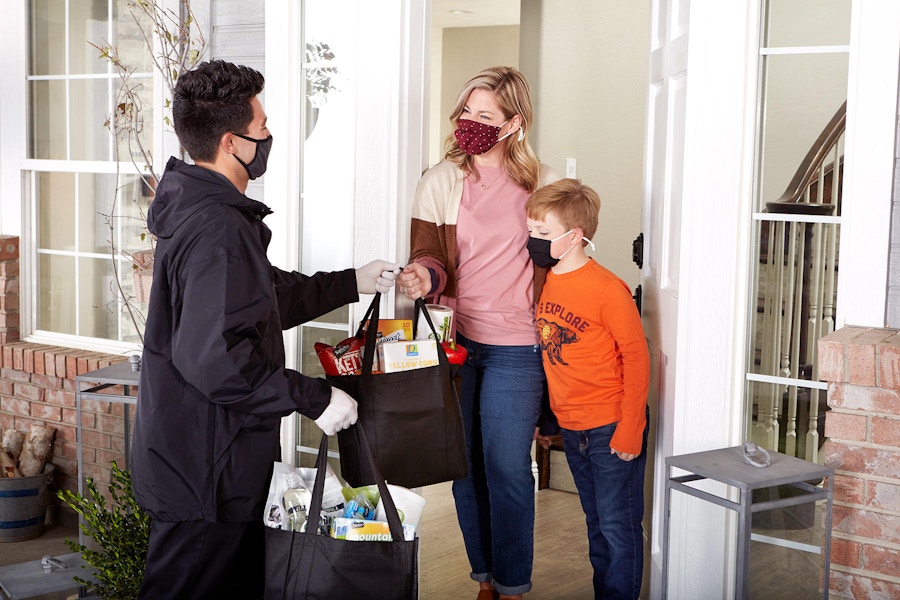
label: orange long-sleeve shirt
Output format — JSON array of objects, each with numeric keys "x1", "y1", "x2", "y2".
[{"x1": 536, "y1": 260, "x2": 650, "y2": 455}]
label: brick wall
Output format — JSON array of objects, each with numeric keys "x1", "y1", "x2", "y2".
[
  {"x1": 818, "y1": 326, "x2": 900, "y2": 599},
  {"x1": 0, "y1": 236, "x2": 130, "y2": 527}
]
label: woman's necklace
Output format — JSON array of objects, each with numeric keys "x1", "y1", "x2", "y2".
[{"x1": 478, "y1": 168, "x2": 505, "y2": 190}]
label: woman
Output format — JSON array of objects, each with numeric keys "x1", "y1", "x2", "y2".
[{"x1": 398, "y1": 66, "x2": 560, "y2": 600}]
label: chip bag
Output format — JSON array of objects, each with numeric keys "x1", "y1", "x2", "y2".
[{"x1": 315, "y1": 336, "x2": 365, "y2": 376}]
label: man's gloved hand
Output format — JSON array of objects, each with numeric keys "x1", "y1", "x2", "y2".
[
  {"x1": 355, "y1": 260, "x2": 403, "y2": 294},
  {"x1": 314, "y1": 387, "x2": 359, "y2": 436}
]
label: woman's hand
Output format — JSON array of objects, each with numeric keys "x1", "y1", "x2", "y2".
[{"x1": 397, "y1": 263, "x2": 430, "y2": 300}]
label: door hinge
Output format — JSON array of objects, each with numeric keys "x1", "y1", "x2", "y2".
[{"x1": 632, "y1": 233, "x2": 644, "y2": 269}]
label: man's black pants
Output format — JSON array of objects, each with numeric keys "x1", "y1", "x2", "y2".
[{"x1": 138, "y1": 519, "x2": 265, "y2": 599}]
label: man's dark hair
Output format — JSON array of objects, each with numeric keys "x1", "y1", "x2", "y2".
[{"x1": 172, "y1": 60, "x2": 265, "y2": 162}]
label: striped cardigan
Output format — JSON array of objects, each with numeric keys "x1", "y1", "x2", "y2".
[{"x1": 408, "y1": 159, "x2": 561, "y2": 333}]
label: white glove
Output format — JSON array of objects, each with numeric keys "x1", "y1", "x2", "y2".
[
  {"x1": 314, "y1": 387, "x2": 359, "y2": 436},
  {"x1": 356, "y1": 260, "x2": 403, "y2": 294}
]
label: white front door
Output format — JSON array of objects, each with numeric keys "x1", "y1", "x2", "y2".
[
  {"x1": 641, "y1": 1, "x2": 688, "y2": 597},
  {"x1": 643, "y1": 2, "x2": 761, "y2": 598}
]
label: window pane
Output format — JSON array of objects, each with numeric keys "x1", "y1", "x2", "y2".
[
  {"x1": 113, "y1": 0, "x2": 154, "y2": 73},
  {"x1": 750, "y1": 219, "x2": 841, "y2": 371},
  {"x1": 297, "y1": 325, "x2": 351, "y2": 469},
  {"x1": 71, "y1": 78, "x2": 112, "y2": 161},
  {"x1": 38, "y1": 172, "x2": 76, "y2": 251},
  {"x1": 750, "y1": 495, "x2": 828, "y2": 600},
  {"x1": 113, "y1": 76, "x2": 155, "y2": 166},
  {"x1": 300, "y1": 326, "x2": 353, "y2": 378},
  {"x1": 29, "y1": 80, "x2": 67, "y2": 160},
  {"x1": 78, "y1": 173, "x2": 115, "y2": 254},
  {"x1": 116, "y1": 175, "x2": 153, "y2": 257},
  {"x1": 29, "y1": 0, "x2": 66, "y2": 75},
  {"x1": 39, "y1": 254, "x2": 76, "y2": 335},
  {"x1": 78, "y1": 257, "x2": 141, "y2": 342},
  {"x1": 757, "y1": 53, "x2": 848, "y2": 209},
  {"x1": 69, "y1": 0, "x2": 109, "y2": 74},
  {"x1": 765, "y1": 0, "x2": 851, "y2": 47},
  {"x1": 746, "y1": 380, "x2": 827, "y2": 462}
]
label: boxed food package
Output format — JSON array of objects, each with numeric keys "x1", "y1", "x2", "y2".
[
  {"x1": 379, "y1": 340, "x2": 439, "y2": 373},
  {"x1": 365, "y1": 319, "x2": 413, "y2": 343},
  {"x1": 330, "y1": 518, "x2": 415, "y2": 542}
]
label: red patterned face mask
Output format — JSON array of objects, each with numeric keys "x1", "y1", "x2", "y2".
[{"x1": 453, "y1": 118, "x2": 512, "y2": 155}]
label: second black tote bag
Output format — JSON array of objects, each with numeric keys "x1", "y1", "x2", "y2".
[{"x1": 264, "y1": 426, "x2": 418, "y2": 599}]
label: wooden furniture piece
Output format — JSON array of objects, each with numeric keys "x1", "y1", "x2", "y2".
[
  {"x1": 661, "y1": 445, "x2": 834, "y2": 599},
  {"x1": 535, "y1": 434, "x2": 564, "y2": 490}
]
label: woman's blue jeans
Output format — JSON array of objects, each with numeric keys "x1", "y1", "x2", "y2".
[
  {"x1": 452, "y1": 333, "x2": 544, "y2": 596},
  {"x1": 561, "y1": 409, "x2": 649, "y2": 600}
]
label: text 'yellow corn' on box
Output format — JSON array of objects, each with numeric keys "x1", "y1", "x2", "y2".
[{"x1": 379, "y1": 340, "x2": 439, "y2": 373}]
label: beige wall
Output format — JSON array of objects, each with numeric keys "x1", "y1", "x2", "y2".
[
  {"x1": 523, "y1": 0, "x2": 650, "y2": 288},
  {"x1": 430, "y1": 3, "x2": 649, "y2": 287},
  {"x1": 429, "y1": 26, "x2": 520, "y2": 167}
]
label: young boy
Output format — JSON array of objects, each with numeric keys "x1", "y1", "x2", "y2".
[{"x1": 526, "y1": 178, "x2": 650, "y2": 600}]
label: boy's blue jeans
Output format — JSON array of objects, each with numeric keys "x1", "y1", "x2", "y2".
[
  {"x1": 561, "y1": 409, "x2": 649, "y2": 600},
  {"x1": 451, "y1": 333, "x2": 544, "y2": 596}
]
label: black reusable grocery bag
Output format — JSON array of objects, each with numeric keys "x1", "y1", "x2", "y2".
[
  {"x1": 263, "y1": 426, "x2": 418, "y2": 600},
  {"x1": 328, "y1": 293, "x2": 467, "y2": 489}
]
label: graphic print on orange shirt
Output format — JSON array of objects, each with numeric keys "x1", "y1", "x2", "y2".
[{"x1": 537, "y1": 317, "x2": 579, "y2": 366}]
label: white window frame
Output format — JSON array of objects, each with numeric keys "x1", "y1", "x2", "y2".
[
  {"x1": 0, "y1": 0, "x2": 180, "y2": 354},
  {"x1": 836, "y1": 0, "x2": 900, "y2": 328}
]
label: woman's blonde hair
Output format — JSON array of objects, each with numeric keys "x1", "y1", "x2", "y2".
[{"x1": 443, "y1": 66, "x2": 542, "y2": 193}]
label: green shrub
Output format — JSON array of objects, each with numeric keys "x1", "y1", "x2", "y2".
[{"x1": 58, "y1": 462, "x2": 150, "y2": 600}]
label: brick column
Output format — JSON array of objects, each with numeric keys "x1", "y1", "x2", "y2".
[
  {"x1": 0, "y1": 236, "x2": 20, "y2": 343},
  {"x1": 0, "y1": 235, "x2": 130, "y2": 525},
  {"x1": 818, "y1": 326, "x2": 900, "y2": 599}
]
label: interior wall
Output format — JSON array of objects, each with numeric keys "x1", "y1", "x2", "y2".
[
  {"x1": 522, "y1": 0, "x2": 649, "y2": 289},
  {"x1": 430, "y1": 25, "x2": 520, "y2": 167},
  {"x1": 758, "y1": 0, "x2": 851, "y2": 206}
]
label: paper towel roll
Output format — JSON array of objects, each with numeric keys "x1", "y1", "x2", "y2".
[{"x1": 416, "y1": 304, "x2": 453, "y2": 342}]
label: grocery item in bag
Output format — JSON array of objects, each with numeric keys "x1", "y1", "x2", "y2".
[
  {"x1": 315, "y1": 336, "x2": 365, "y2": 376},
  {"x1": 264, "y1": 462, "x2": 345, "y2": 531}
]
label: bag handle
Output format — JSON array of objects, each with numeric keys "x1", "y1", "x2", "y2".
[
  {"x1": 308, "y1": 425, "x2": 406, "y2": 541},
  {"x1": 356, "y1": 293, "x2": 449, "y2": 376},
  {"x1": 412, "y1": 297, "x2": 442, "y2": 341}
]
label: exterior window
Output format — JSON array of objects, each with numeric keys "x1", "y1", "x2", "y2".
[
  {"x1": 745, "y1": 0, "x2": 850, "y2": 466},
  {"x1": 27, "y1": 0, "x2": 153, "y2": 346}
]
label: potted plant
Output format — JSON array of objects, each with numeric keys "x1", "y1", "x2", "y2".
[{"x1": 57, "y1": 462, "x2": 150, "y2": 600}]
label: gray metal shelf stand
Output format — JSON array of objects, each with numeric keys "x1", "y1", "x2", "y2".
[
  {"x1": 661, "y1": 445, "x2": 834, "y2": 599},
  {"x1": 74, "y1": 362, "x2": 140, "y2": 547}
]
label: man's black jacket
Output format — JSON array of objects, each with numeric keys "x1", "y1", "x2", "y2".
[{"x1": 131, "y1": 157, "x2": 358, "y2": 523}]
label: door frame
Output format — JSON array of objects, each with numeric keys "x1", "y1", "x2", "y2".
[{"x1": 265, "y1": 1, "x2": 429, "y2": 462}]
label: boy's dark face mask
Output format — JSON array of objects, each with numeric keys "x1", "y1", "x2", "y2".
[
  {"x1": 527, "y1": 236, "x2": 560, "y2": 268},
  {"x1": 527, "y1": 229, "x2": 596, "y2": 268}
]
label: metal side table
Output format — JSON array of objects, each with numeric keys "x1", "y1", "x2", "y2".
[
  {"x1": 0, "y1": 553, "x2": 94, "y2": 600},
  {"x1": 661, "y1": 445, "x2": 834, "y2": 599},
  {"x1": 74, "y1": 362, "x2": 140, "y2": 546}
]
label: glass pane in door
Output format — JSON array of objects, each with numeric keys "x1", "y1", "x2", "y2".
[{"x1": 746, "y1": 6, "x2": 849, "y2": 464}]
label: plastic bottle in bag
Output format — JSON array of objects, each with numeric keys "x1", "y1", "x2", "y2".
[{"x1": 282, "y1": 473, "x2": 312, "y2": 532}]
